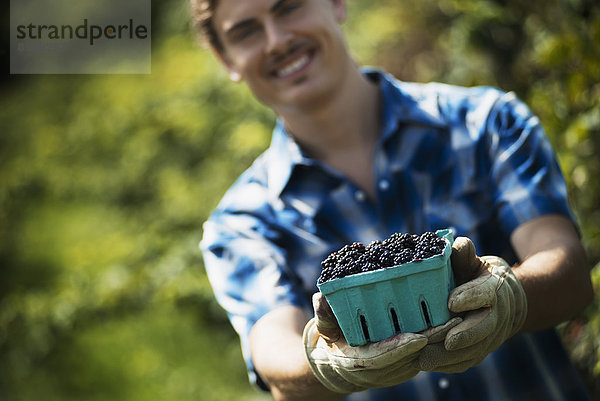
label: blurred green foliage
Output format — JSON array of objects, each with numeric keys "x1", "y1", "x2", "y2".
[{"x1": 1, "y1": 0, "x2": 598, "y2": 399}]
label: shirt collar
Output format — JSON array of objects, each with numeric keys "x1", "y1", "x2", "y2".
[
  {"x1": 363, "y1": 67, "x2": 447, "y2": 139},
  {"x1": 266, "y1": 119, "x2": 312, "y2": 201},
  {"x1": 266, "y1": 68, "x2": 446, "y2": 200}
]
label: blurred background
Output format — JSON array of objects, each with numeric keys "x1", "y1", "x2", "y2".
[{"x1": 1, "y1": 0, "x2": 599, "y2": 399}]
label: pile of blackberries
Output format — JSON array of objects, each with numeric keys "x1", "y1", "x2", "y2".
[{"x1": 318, "y1": 232, "x2": 446, "y2": 284}]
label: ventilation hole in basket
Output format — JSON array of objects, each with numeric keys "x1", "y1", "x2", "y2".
[
  {"x1": 421, "y1": 301, "x2": 432, "y2": 327},
  {"x1": 359, "y1": 315, "x2": 371, "y2": 342},
  {"x1": 390, "y1": 308, "x2": 401, "y2": 333}
]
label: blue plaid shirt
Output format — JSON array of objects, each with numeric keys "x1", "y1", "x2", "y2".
[{"x1": 200, "y1": 69, "x2": 590, "y2": 400}]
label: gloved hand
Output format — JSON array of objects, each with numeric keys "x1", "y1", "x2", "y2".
[
  {"x1": 418, "y1": 237, "x2": 528, "y2": 373},
  {"x1": 303, "y1": 292, "x2": 460, "y2": 393}
]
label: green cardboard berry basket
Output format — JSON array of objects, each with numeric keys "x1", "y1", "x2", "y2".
[{"x1": 317, "y1": 229, "x2": 455, "y2": 346}]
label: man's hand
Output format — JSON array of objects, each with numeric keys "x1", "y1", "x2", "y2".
[
  {"x1": 418, "y1": 237, "x2": 528, "y2": 373},
  {"x1": 303, "y1": 292, "x2": 425, "y2": 393},
  {"x1": 303, "y1": 293, "x2": 460, "y2": 393}
]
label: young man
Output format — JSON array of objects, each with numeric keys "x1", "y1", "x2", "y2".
[{"x1": 195, "y1": 0, "x2": 594, "y2": 400}]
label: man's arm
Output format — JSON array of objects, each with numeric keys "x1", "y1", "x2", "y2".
[
  {"x1": 510, "y1": 214, "x2": 594, "y2": 332},
  {"x1": 416, "y1": 214, "x2": 593, "y2": 373},
  {"x1": 249, "y1": 306, "x2": 345, "y2": 401}
]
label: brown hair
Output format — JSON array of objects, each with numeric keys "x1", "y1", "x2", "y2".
[{"x1": 190, "y1": 0, "x2": 224, "y2": 54}]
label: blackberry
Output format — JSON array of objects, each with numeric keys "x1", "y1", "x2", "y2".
[
  {"x1": 419, "y1": 231, "x2": 440, "y2": 243},
  {"x1": 420, "y1": 232, "x2": 445, "y2": 248},
  {"x1": 360, "y1": 261, "x2": 379, "y2": 273},
  {"x1": 413, "y1": 249, "x2": 433, "y2": 260},
  {"x1": 317, "y1": 267, "x2": 333, "y2": 284},
  {"x1": 329, "y1": 266, "x2": 346, "y2": 281},
  {"x1": 321, "y1": 252, "x2": 339, "y2": 270},
  {"x1": 383, "y1": 233, "x2": 415, "y2": 251},
  {"x1": 318, "y1": 231, "x2": 447, "y2": 284},
  {"x1": 366, "y1": 240, "x2": 383, "y2": 252},
  {"x1": 377, "y1": 248, "x2": 396, "y2": 267},
  {"x1": 393, "y1": 248, "x2": 413, "y2": 265},
  {"x1": 356, "y1": 254, "x2": 378, "y2": 273},
  {"x1": 336, "y1": 243, "x2": 366, "y2": 262},
  {"x1": 338, "y1": 254, "x2": 362, "y2": 275},
  {"x1": 338, "y1": 251, "x2": 362, "y2": 267},
  {"x1": 349, "y1": 242, "x2": 367, "y2": 253}
]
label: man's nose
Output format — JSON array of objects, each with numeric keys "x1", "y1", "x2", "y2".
[{"x1": 264, "y1": 20, "x2": 292, "y2": 55}]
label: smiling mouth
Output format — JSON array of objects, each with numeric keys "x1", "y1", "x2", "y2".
[{"x1": 273, "y1": 49, "x2": 314, "y2": 79}]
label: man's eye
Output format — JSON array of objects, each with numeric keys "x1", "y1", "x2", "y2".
[
  {"x1": 278, "y1": 1, "x2": 302, "y2": 15},
  {"x1": 233, "y1": 27, "x2": 258, "y2": 42}
]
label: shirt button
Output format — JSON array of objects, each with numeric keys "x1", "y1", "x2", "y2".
[
  {"x1": 438, "y1": 377, "x2": 450, "y2": 389},
  {"x1": 378, "y1": 179, "x2": 390, "y2": 191},
  {"x1": 354, "y1": 190, "x2": 366, "y2": 202}
]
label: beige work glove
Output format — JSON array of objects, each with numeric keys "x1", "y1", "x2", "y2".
[
  {"x1": 418, "y1": 237, "x2": 528, "y2": 373},
  {"x1": 303, "y1": 292, "x2": 460, "y2": 393}
]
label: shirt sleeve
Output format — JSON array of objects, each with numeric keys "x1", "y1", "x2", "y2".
[
  {"x1": 200, "y1": 201, "x2": 310, "y2": 386},
  {"x1": 485, "y1": 91, "x2": 575, "y2": 235}
]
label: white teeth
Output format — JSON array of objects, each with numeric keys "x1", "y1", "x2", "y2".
[{"x1": 277, "y1": 54, "x2": 310, "y2": 77}]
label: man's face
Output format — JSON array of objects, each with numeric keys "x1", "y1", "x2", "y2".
[{"x1": 212, "y1": 0, "x2": 349, "y2": 112}]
